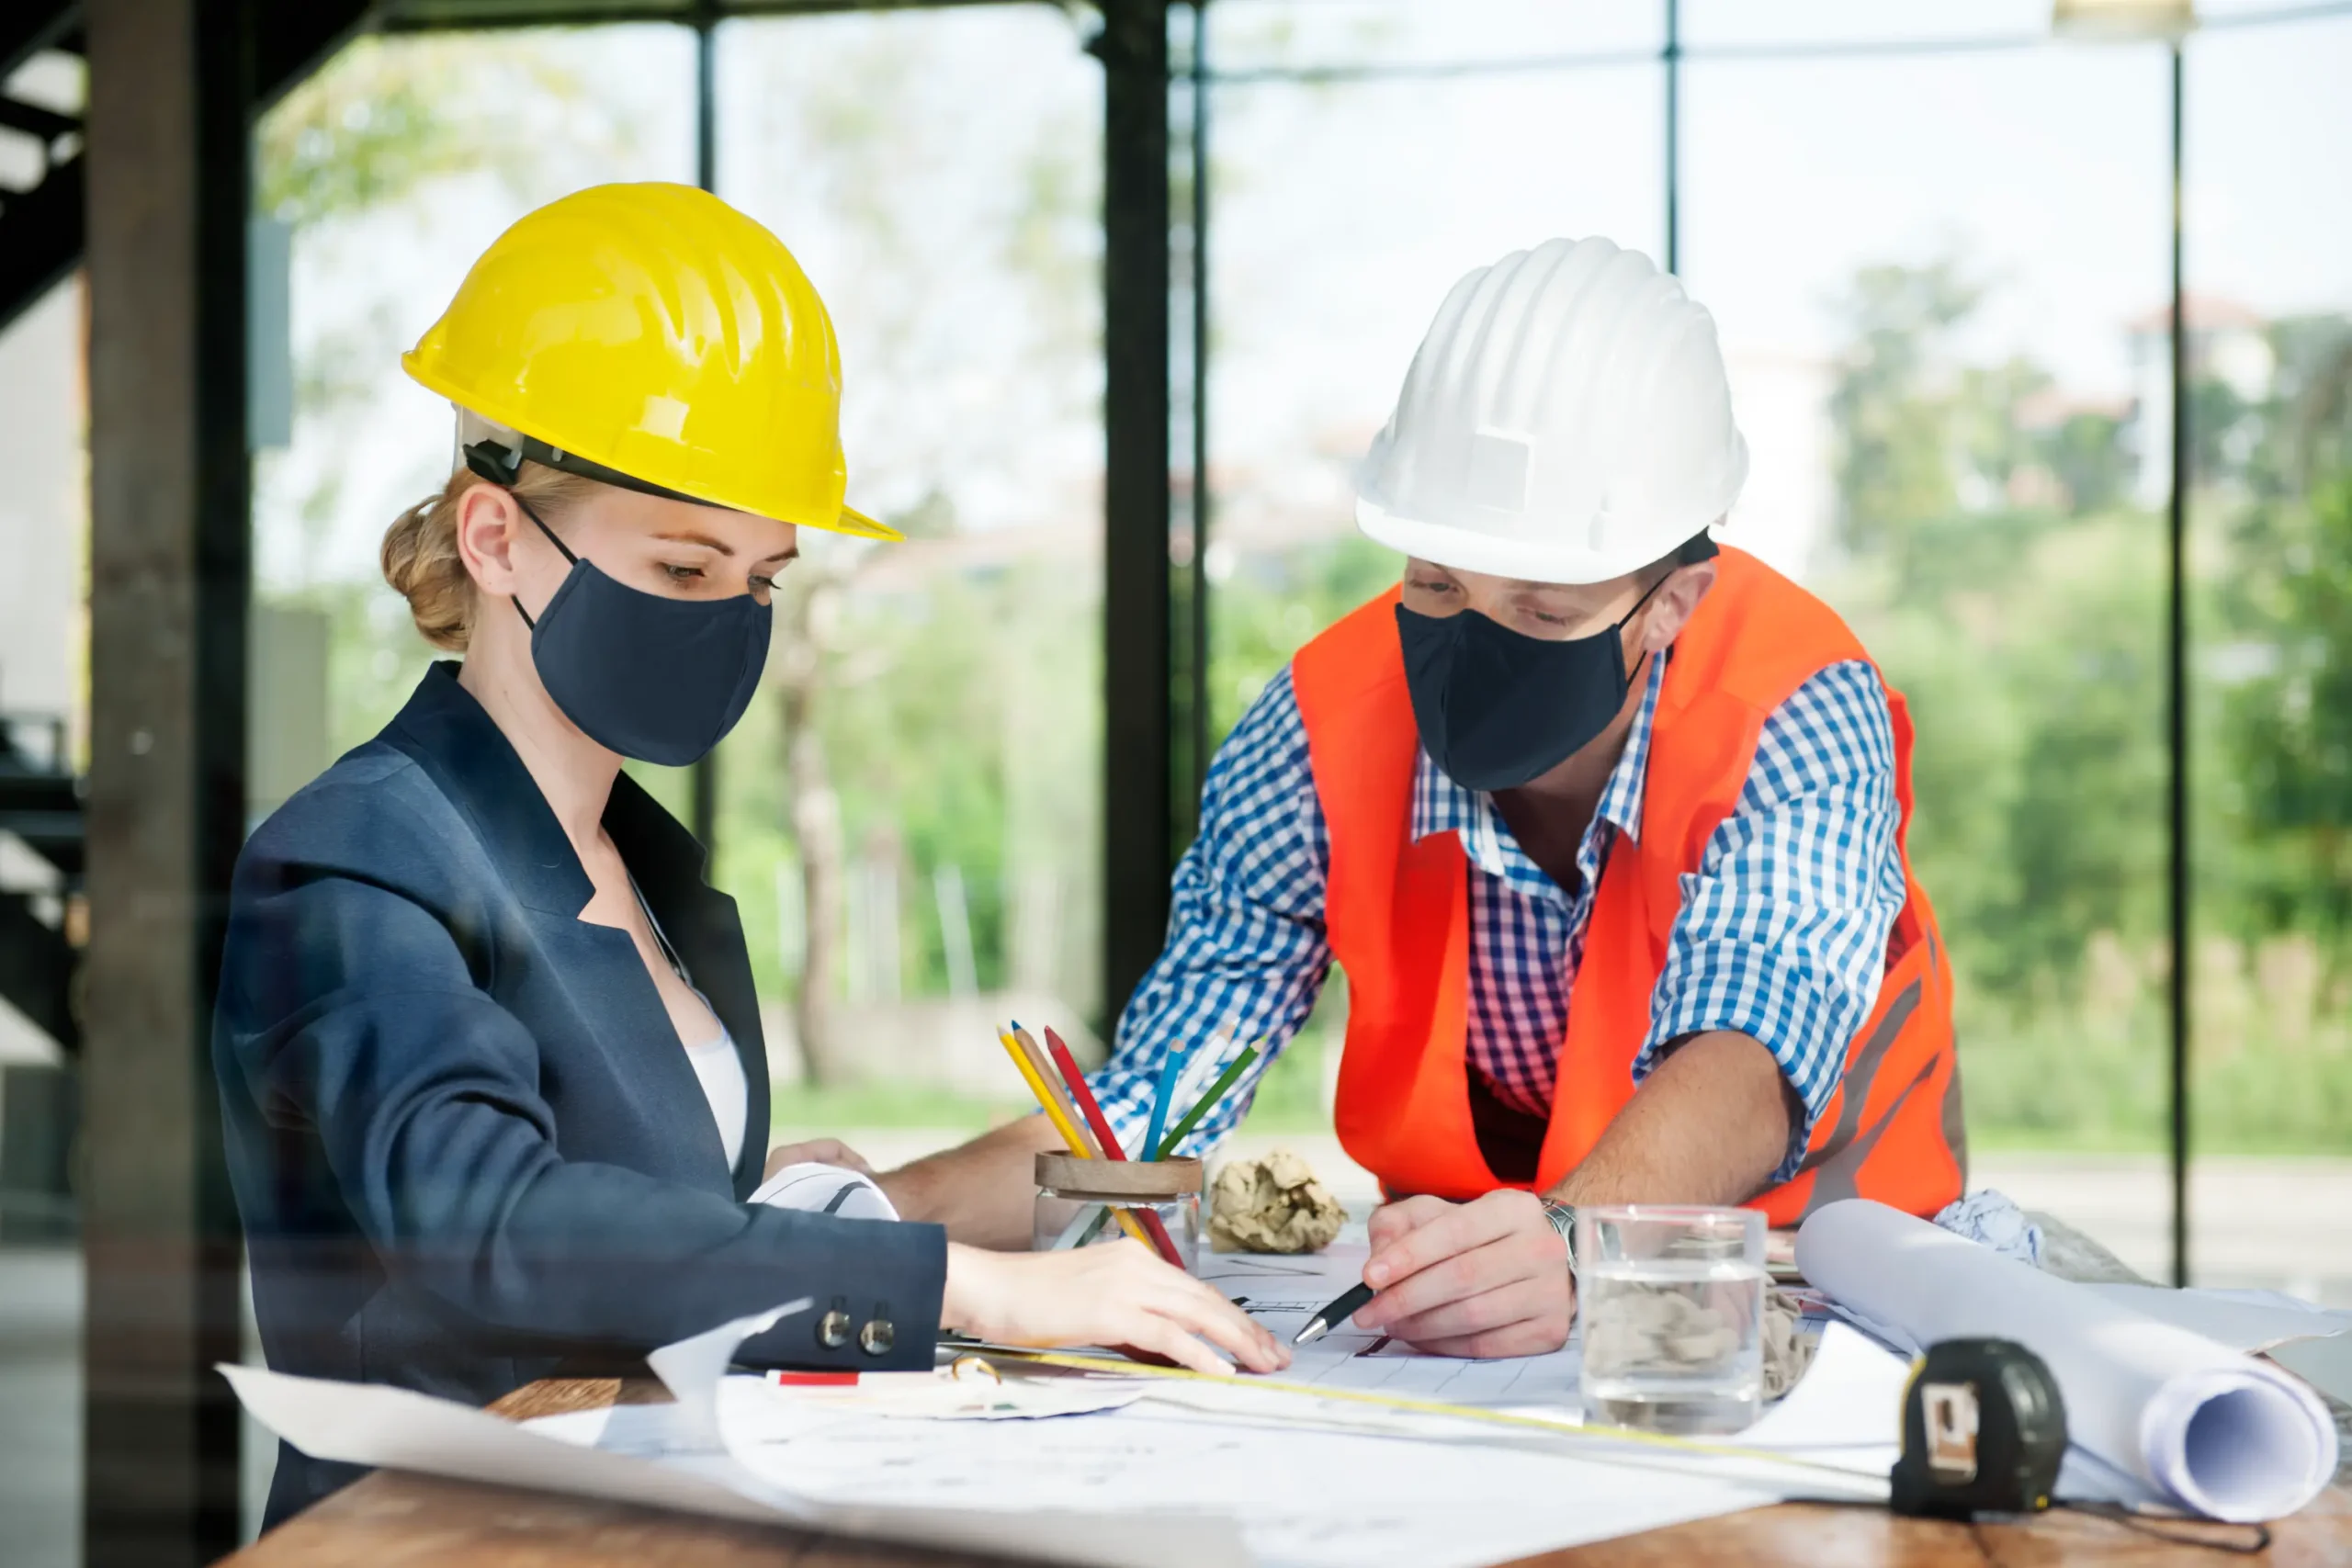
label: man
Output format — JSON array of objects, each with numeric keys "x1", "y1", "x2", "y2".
[{"x1": 876, "y1": 237, "x2": 1963, "y2": 1358}]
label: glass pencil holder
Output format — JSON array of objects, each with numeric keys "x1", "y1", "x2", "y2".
[
  {"x1": 1033, "y1": 1153, "x2": 1203, "y2": 1275},
  {"x1": 1577, "y1": 1204, "x2": 1767, "y2": 1436}
]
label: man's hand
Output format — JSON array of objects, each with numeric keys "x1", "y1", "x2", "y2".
[
  {"x1": 1352, "y1": 1191, "x2": 1574, "y2": 1358},
  {"x1": 761, "y1": 1138, "x2": 876, "y2": 1182}
]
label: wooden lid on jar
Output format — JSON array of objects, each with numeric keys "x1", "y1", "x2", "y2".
[{"x1": 1035, "y1": 1153, "x2": 1204, "y2": 1198}]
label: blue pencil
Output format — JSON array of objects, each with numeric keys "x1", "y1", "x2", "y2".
[{"x1": 1142, "y1": 1039, "x2": 1193, "y2": 1162}]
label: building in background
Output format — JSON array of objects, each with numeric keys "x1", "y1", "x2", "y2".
[{"x1": 2128, "y1": 294, "x2": 2275, "y2": 506}]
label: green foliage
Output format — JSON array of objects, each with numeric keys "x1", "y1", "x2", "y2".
[
  {"x1": 2217, "y1": 474, "x2": 2352, "y2": 941},
  {"x1": 246, "y1": 26, "x2": 2352, "y2": 1155},
  {"x1": 255, "y1": 38, "x2": 608, "y2": 228},
  {"x1": 1209, "y1": 535, "x2": 1402, "y2": 738},
  {"x1": 255, "y1": 32, "x2": 640, "y2": 755},
  {"x1": 772, "y1": 1081, "x2": 1024, "y2": 1136},
  {"x1": 1814, "y1": 254, "x2": 2352, "y2": 1154},
  {"x1": 1827, "y1": 259, "x2": 1985, "y2": 550},
  {"x1": 707, "y1": 546, "x2": 1102, "y2": 1017}
]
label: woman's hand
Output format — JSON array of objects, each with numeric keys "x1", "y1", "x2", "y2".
[
  {"x1": 942, "y1": 1240, "x2": 1290, "y2": 1377},
  {"x1": 762, "y1": 1138, "x2": 876, "y2": 1181}
]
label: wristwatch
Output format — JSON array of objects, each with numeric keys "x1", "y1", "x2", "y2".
[{"x1": 1540, "y1": 1200, "x2": 1578, "y2": 1273}]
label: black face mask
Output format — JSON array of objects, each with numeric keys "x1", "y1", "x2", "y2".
[
  {"x1": 1396, "y1": 576, "x2": 1669, "y2": 794},
  {"x1": 503, "y1": 492, "x2": 773, "y2": 768}
]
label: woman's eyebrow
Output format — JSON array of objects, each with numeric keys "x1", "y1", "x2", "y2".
[
  {"x1": 758, "y1": 545, "x2": 800, "y2": 565},
  {"x1": 653, "y1": 530, "x2": 735, "y2": 556}
]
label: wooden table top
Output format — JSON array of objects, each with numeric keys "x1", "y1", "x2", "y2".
[{"x1": 223, "y1": 1374, "x2": 2352, "y2": 1568}]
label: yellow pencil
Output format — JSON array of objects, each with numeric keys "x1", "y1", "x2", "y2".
[
  {"x1": 1012, "y1": 1026, "x2": 1100, "y2": 1156},
  {"x1": 996, "y1": 1029, "x2": 1153, "y2": 1251}
]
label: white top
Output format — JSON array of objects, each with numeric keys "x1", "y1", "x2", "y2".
[
  {"x1": 684, "y1": 1027, "x2": 747, "y2": 1171},
  {"x1": 629, "y1": 875, "x2": 747, "y2": 1173}
]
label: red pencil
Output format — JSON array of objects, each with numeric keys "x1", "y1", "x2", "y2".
[
  {"x1": 1044, "y1": 1028, "x2": 1128, "y2": 1158},
  {"x1": 1041, "y1": 1027, "x2": 1187, "y2": 1269}
]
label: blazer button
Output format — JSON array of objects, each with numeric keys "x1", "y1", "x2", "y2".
[
  {"x1": 859, "y1": 1309, "x2": 895, "y2": 1357},
  {"x1": 817, "y1": 1295, "x2": 852, "y2": 1350}
]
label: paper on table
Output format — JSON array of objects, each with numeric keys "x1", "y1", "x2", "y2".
[
  {"x1": 2082, "y1": 1284, "x2": 2352, "y2": 1356},
  {"x1": 219, "y1": 1361, "x2": 797, "y2": 1527},
  {"x1": 1739, "y1": 1322, "x2": 1908, "y2": 1455},
  {"x1": 1204, "y1": 1242, "x2": 1587, "y2": 1413},
  {"x1": 222, "y1": 1358, "x2": 1241, "y2": 1568},
  {"x1": 2270, "y1": 1334, "x2": 2352, "y2": 1410},
  {"x1": 634, "y1": 1301, "x2": 1810, "y2": 1568},
  {"x1": 768, "y1": 1372, "x2": 1144, "y2": 1421},
  {"x1": 751, "y1": 1161, "x2": 899, "y2": 1220},
  {"x1": 644, "y1": 1299, "x2": 810, "y2": 1449},
  {"x1": 228, "y1": 1289, "x2": 1864, "y2": 1568},
  {"x1": 1798, "y1": 1200, "x2": 2340, "y2": 1522},
  {"x1": 708, "y1": 1369, "x2": 1791, "y2": 1568}
]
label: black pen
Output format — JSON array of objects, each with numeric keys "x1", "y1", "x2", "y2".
[{"x1": 1293, "y1": 1280, "x2": 1375, "y2": 1346}]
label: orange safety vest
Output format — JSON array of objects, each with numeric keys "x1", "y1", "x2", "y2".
[{"x1": 1291, "y1": 547, "x2": 1964, "y2": 1225}]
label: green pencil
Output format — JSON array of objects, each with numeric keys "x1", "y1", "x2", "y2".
[{"x1": 1154, "y1": 1044, "x2": 1260, "y2": 1160}]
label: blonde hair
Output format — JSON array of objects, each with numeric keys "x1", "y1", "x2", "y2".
[{"x1": 380, "y1": 460, "x2": 601, "y2": 652}]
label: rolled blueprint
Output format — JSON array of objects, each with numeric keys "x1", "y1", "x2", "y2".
[{"x1": 1796, "y1": 1199, "x2": 2338, "y2": 1522}]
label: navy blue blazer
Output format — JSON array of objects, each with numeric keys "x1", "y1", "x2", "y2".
[{"x1": 215, "y1": 662, "x2": 946, "y2": 1524}]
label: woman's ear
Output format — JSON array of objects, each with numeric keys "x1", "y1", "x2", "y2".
[
  {"x1": 454, "y1": 481, "x2": 525, "y2": 599},
  {"x1": 1634, "y1": 558, "x2": 1718, "y2": 656}
]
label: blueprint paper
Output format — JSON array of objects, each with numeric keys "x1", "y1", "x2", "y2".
[
  {"x1": 707, "y1": 1371, "x2": 1788, "y2": 1568},
  {"x1": 225, "y1": 1232, "x2": 1971, "y2": 1568},
  {"x1": 1798, "y1": 1200, "x2": 2340, "y2": 1522},
  {"x1": 221, "y1": 1359, "x2": 1239, "y2": 1568},
  {"x1": 1204, "y1": 1242, "x2": 1586, "y2": 1413}
]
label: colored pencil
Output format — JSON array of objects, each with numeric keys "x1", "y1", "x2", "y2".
[
  {"x1": 1168, "y1": 1020, "x2": 1235, "y2": 1125},
  {"x1": 995, "y1": 1030, "x2": 1154, "y2": 1252},
  {"x1": 997, "y1": 1029, "x2": 1089, "y2": 1155},
  {"x1": 1154, "y1": 1043, "x2": 1260, "y2": 1159},
  {"x1": 1142, "y1": 1040, "x2": 1192, "y2": 1166},
  {"x1": 1041, "y1": 1028, "x2": 1125, "y2": 1156},
  {"x1": 1034, "y1": 1027, "x2": 1185, "y2": 1269},
  {"x1": 1010, "y1": 1023, "x2": 1099, "y2": 1156}
]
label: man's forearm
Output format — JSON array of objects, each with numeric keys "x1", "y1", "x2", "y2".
[
  {"x1": 879, "y1": 1113, "x2": 1067, "y2": 1249},
  {"x1": 1548, "y1": 1031, "x2": 1796, "y2": 1208}
]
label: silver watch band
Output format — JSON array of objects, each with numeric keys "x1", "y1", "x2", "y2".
[{"x1": 1541, "y1": 1200, "x2": 1577, "y2": 1271}]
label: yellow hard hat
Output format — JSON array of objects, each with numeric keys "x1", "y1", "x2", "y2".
[{"x1": 401, "y1": 181, "x2": 896, "y2": 541}]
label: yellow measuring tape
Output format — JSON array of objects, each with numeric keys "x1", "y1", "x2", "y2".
[{"x1": 973, "y1": 1347, "x2": 1889, "y2": 1490}]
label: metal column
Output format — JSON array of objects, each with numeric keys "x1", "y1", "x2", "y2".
[
  {"x1": 689, "y1": 1, "x2": 721, "y2": 857},
  {"x1": 1095, "y1": 0, "x2": 1174, "y2": 1024},
  {"x1": 1184, "y1": 0, "x2": 1212, "y2": 824},
  {"x1": 81, "y1": 0, "x2": 252, "y2": 1558},
  {"x1": 2165, "y1": 40, "x2": 2191, "y2": 1291},
  {"x1": 1663, "y1": 0, "x2": 1680, "y2": 273}
]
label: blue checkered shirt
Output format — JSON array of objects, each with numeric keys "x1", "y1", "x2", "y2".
[{"x1": 1088, "y1": 649, "x2": 1909, "y2": 1183}]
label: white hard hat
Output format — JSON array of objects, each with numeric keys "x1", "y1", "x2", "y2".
[{"x1": 1355, "y1": 237, "x2": 1748, "y2": 586}]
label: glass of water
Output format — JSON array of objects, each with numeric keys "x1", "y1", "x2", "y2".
[{"x1": 1577, "y1": 1205, "x2": 1767, "y2": 1435}]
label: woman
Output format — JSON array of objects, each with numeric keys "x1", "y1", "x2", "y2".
[{"x1": 214, "y1": 183, "x2": 1281, "y2": 1526}]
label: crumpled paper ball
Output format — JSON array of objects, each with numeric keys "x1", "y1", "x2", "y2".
[{"x1": 1208, "y1": 1150, "x2": 1346, "y2": 1254}]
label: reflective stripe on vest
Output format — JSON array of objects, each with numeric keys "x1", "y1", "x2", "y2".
[{"x1": 1291, "y1": 547, "x2": 1965, "y2": 1224}]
